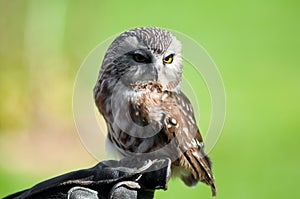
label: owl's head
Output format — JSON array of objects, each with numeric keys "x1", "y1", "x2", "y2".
[{"x1": 99, "y1": 27, "x2": 183, "y2": 92}]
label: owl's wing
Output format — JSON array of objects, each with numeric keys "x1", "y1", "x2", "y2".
[
  {"x1": 129, "y1": 88, "x2": 216, "y2": 195},
  {"x1": 162, "y1": 92, "x2": 216, "y2": 196}
]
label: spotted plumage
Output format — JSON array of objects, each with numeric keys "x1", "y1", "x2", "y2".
[{"x1": 94, "y1": 27, "x2": 216, "y2": 196}]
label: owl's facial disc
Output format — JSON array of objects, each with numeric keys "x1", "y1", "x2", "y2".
[
  {"x1": 120, "y1": 42, "x2": 182, "y2": 91},
  {"x1": 105, "y1": 28, "x2": 183, "y2": 91}
]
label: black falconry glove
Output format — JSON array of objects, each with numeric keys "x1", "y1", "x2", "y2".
[{"x1": 4, "y1": 156, "x2": 171, "y2": 199}]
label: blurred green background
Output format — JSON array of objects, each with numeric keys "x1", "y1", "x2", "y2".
[{"x1": 0, "y1": 0, "x2": 299, "y2": 198}]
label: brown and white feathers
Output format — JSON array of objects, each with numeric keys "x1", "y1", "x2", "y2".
[{"x1": 94, "y1": 27, "x2": 216, "y2": 196}]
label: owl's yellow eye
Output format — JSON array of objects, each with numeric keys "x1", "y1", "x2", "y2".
[
  {"x1": 163, "y1": 54, "x2": 174, "y2": 64},
  {"x1": 133, "y1": 54, "x2": 147, "y2": 62}
]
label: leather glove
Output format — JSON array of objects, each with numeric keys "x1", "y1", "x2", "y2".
[{"x1": 4, "y1": 156, "x2": 171, "y2": 199}]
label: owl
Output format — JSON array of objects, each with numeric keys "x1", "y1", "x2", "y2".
[{"x1": 94, "y1": 27, "x2": 216, "y2": 196}]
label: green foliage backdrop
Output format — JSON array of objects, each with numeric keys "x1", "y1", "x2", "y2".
[{"x1": 0, "y1": 0, "x2": 299, "y2": 198}]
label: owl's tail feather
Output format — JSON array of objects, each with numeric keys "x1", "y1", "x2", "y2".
[{"x1": 180, "y1": 148, "x2": 217, "y2": 196}]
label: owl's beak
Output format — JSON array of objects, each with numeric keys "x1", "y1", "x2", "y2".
[
  {"x1": 152, "y1": 64, "x2": 158, "y2": 82},
  {"x1": 154, "y1": 62, "x2": 165, "y2": 83}
]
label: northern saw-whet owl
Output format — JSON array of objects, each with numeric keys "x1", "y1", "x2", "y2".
[{"x1": 94, "y1": 27, "x2": 216, "y2": 196}]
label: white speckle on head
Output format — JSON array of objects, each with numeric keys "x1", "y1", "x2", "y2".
[
  {"x1": 186, "y1": 104, "x2": 189, "y2": 111},
  {"x1": 182, "y1": 101, "x2": 185, "y2": 107},
  {"x1": 168, "y1": 106, "x2": 172, "y2": 110},
  {"x1": 135, "y1": 111, "x2": 139, "y2": 116},
  {"x1": 167, "y1": 124, "x2": 172, "y2": 128}
]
